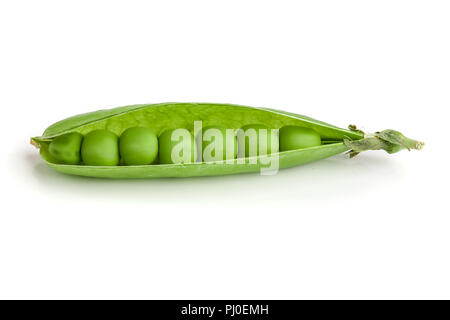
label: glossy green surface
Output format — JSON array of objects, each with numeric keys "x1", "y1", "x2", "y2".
[
  {"x1": 39, "y1": 103, "x2": 361, "y2": 140},
  {"x1": 32, "y1": 103, "x2": 365, "y2": 178},
  {"x1": 119, "y1": 127, "x2": 158, "y2": 165},
  {"x1": 81, "y1": 130, "x2": 119, "y2": 166},
  {"x1": 197, "y1": 125, "x2": 237, "y2": 162},
  {"x1": 158, "y1": 128, "x2": 197, "y2": 164},
  {"x1": 279, "y1": 126, "x2": 321, "y2": 151},
  {"x1": 44, "y1": 143, "x2": 349, "y2": 178},
  {"x1": 239, "y1": 124, "x2": 279, "y2": 157},
  {"x1": 48, "y1": 132, "x2": 83, "y2": 165}
]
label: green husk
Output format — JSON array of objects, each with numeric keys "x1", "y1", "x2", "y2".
[{"x1": 30, "y1": 103, "x2": 422, "y2": 178}]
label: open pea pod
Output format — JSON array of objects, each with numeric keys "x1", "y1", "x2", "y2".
[{"x1": 30, "y1": 103, "x2": 423, "y2": 178}]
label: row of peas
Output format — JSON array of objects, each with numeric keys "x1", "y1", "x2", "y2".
[{"x1": 48, "y1": 125, "x2": 321, "y2": 166}]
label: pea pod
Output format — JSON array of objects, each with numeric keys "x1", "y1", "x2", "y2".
[{"x1": 30, "y1": 102, "x2": 423, "y2": 178}]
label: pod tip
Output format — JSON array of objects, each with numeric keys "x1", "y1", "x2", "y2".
[{"x1": 30, "y1": 138, "x2": 40, "y2": 149}]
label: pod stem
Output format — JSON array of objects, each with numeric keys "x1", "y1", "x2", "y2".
[{"x1": 344, "y1": 126, "x2": 424, "y2": 158}]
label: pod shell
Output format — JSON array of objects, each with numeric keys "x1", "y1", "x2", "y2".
[{"x1": 33, "y1": 103, "x2": 363, "y2": 178}]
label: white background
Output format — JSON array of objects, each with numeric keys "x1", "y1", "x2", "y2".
[{"x1": 1, "y1": 0, "x2": 449, "y2": 299}]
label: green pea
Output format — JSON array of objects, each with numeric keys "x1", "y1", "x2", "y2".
[
  {"x1": 159, "y1": 128, "x2": 197, "y2": 164},
  {"x1": 32, "y1": 103, "x2": 424, "y2": 179},
  {"x1": 279, "y1": 126, "x2": 321, "y2": 151},
  {"x1": 81, "y1": 129, "x2": 119, "y2": 166},
  {"x1": 238, "y1": 124, "x2": 279, "y2": 157},
  {"x1": 197, "y1": 125, "x2": 237, "y2": 162},
  {"x1": 48, "y1": 132, "x2": 83, "y2": 164},
  {"x1": 119, "y1": 127, "x2": 158, "y2": 165}
]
